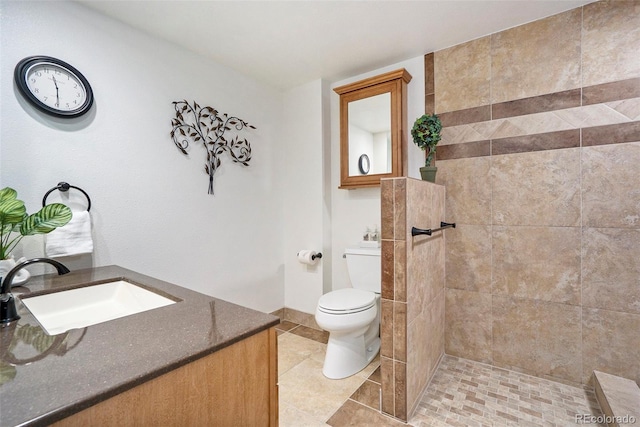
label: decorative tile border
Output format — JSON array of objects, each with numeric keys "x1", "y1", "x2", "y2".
[
  {"x1": 492, "y1": 88, "x2": 581, "y2": 120},
  {"x1": 424, "y1": 53, "x2": 434, "y2": 115},
  {"x1": 437, "y1": 123, "x2": 640, "y2": 161},
  {"x1": 435, "y1": 91, "x2": 640, "y2": 160},
  {"x1": 492, "y1": 129, "x2": 580, "y2": 156},
  {"x1": 583, "y1": 77, "x2": 640, "y2": 106},
  {"x1": 439, "y1": 105, "x2": 491, "y2": 128},
  {"x1": 439, "y1": 77, "x2": 640, "y2": 128},
  {"x1": 582, "y1": 121, "x2": 640, "y2": 147},
  {"x1": 437, "y1": 140, "x2": 490, "y2": 160}
]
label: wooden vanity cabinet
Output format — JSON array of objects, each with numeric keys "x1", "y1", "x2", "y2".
[{"x1": 53, "y1": 328, "x2": 278, "y2": 427}]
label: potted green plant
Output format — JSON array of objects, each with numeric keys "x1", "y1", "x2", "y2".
[
  {"x1": 411, "y1": 113, "x2": 442, "y2": 183},
  {"x1": 0, "y1": 187, "x2": 72, "y2": 269}
]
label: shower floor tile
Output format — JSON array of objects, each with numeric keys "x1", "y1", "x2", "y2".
[{"x1": 410, "y1": 355, "x2": 605, "y2": 427}]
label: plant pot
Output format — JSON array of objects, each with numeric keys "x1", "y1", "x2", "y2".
[{"x1": 419, "y1": 166, "x2": 437, "y2": 183}]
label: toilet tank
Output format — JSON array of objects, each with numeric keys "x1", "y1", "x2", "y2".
[{"x1": 345, "y1": 246, "x2": 381, "y2": 293}]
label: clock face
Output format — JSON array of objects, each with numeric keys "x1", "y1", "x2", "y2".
[
  {"x1": 14, "y1": 56, "x2": 93, "y2": 118},
  {"x1": 25, "y1": 62, "x2": 87, "y2": 112}
]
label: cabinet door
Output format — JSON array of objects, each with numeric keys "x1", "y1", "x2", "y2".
[{"x1": 54, "y1": 328, "x2": 278, "y2": 427}]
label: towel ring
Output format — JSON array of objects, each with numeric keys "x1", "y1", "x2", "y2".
[{"x1": 42, "y1": 182, "x2": 91, "y2": 211}]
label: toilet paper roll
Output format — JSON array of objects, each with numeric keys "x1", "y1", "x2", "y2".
[{"x1": 297, "y1": 250, "x2": 318, "y2": 265}]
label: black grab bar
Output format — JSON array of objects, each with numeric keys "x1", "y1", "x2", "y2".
[{"x1": 411, "y1": 222, "x2": 455, "y2": 237}]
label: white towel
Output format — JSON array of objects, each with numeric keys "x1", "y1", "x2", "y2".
[{"x1": 45, "y1": 211, "x2": 94, "y2": 257}]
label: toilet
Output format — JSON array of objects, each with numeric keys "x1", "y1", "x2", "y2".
[{"x1": 315, "y1": 246, "x2": 381, "y2": 379}]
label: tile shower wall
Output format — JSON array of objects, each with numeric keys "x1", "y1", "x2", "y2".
[
  {"x1": 432, "y1": 0, "x2": 640, "y2": 387},
  {"x1": 381, "y1": 178, "x2": 445, "y2": 421}
]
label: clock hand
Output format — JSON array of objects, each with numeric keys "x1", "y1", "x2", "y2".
[{"x1": 52, "y1": 75, "x2": 59, "y2": 103}]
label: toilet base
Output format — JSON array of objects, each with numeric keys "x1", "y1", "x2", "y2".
[{"x1": 322, "y1": 333, "x2": 380, "y2": 380}]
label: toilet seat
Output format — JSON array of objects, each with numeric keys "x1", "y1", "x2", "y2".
[{"x1": 317, "y1": 289, "x2": 376, "y2": 315}]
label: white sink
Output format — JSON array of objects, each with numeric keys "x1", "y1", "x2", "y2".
[{"x1": 20, "y1": 280, "x2": 176, "y2": 335}]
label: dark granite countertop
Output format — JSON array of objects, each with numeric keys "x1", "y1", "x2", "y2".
[{"x1": 0, "y1": 265, "x2": 279, "y2": 427}]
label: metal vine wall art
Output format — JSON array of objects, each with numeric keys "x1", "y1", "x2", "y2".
[{"x1": 170, "y1": 100, "x2": 256, "y2": 195}]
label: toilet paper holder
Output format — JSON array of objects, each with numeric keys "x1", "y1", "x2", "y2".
[{"x1": 297, "y1": 251, "x2": 322, "y2": 260}]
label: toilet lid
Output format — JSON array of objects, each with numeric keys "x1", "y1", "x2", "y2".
[{"x1": 318, "y1": 289, "x2": 376, "y2": 314}]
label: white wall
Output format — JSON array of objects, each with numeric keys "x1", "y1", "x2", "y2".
[
  {"x1": 282, "y1": 79, "x2": 325, "y2": 314},
  {"x1": 329, "y1": 57, "x2": 425, "y2": 291},
  {"x1": 0, "y1": 1, "x2": 285, "y2": 313}
]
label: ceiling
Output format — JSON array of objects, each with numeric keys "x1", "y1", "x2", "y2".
[{"x1": 76, "y1": 0, "x2": 593, "y2": 91}]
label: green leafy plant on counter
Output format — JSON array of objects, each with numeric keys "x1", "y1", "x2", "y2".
[{"x1": 0, "y1": 187, "x2": 72, "y2": 260}]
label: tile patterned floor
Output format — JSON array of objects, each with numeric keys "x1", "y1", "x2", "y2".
[
  {"x1": 276, "y1": 320, "x2": 604, "y2": 426},
  {"x1": 410, "y1": 356, "x2": 605, "y2": 427}
]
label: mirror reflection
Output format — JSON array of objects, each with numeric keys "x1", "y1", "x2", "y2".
[{"x1": 348, "y1": 93, "x2": 391, "y2": 176}]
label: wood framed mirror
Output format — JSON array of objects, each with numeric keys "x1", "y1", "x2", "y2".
[{"x1": 335, "y1": 69, "x2": 412, "y2": 189}]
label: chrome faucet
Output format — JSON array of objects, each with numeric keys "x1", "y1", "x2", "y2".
[{"x1": 1, "y1": 258, "x2": 70, "y2": 325}]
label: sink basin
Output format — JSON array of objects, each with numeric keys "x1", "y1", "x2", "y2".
[{"x1": 20, "y1": 280, "x2": 176, "y2": 335}]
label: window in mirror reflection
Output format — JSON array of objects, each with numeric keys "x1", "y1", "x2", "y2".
[{"x1": 348, "y1": 93, "x2": 391, "y2": 175}]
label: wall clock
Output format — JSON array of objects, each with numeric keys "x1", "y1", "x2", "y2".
[{"x1": 14, "y1": 56, "x2": 94, "y2": 118}]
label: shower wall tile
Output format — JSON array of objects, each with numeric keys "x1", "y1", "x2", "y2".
[
  {"x1": 492, "y1": 296, "x2": 582, "y2": 384},
  {"x1": 438, "y1": 105, "x2": 491, "y2": 128},
  {"x1": 394, "y1": 241, "x2": 406, "y2": 302},
  {"x1": 491, "y1": 129, "x2": 580, "y2": 155},
  {"x1": 380, "y1": 356, "x2": 395, "y2": 415},
  {"x1": 445, "y1": 288, "x2": 492, "y2": 364},
  {"x1": 381, "y1": 240, "x2": 394, "y2": 300},
  {"x1": 492, "y1": 226, "x2": 581, "y2": 305},
  {"x1": 406, "y1": 179, "x2": 434, "y2": 239},
  {"x1": 582, "y1": 308, "x2": 640, "y2": 384},
  {"x1": 490, "y1": 8, "x2": 582, "y2": 103},
  {"x1": 582, "y1": 228, "x2": 640, "y2": 315},
  {"x1": 381, "y1": 299, "x2": 394, "y2": 359},
  {"x1": 583, "y1": 78, "x2": 640, "y2": 105},
  {"x1": 437, "y1": 140, "x2": 490, "y2": 160},
  {"x1": 445, "y1": 224, "x2": 491, "y2": 293},
  {"x1": 407, "y1": 234, "x2": 444, "y2": 326},
  {"x1": 492, "y1": 89, "x2": 581, "y2": 120},
  {"x1": 394, "y1": 361, "x2": 407, "y2": 420},
  {"x1": 582, "y1": 142, "x2": 640, "y2": 228},
  {"x1": 394, "y1": 302, "x2": 407, "y2": 362},
  {"x1": 381, "y1": 179, "x2": 394, "y2": 240},
  {"x1": 582, "y1": 0, "x2": 640, "y2": 87},
  {"x1": 492, "y1": 148, "x2": 581, "y2": 227},
  {"x1": 582, "y1": 121, "x2": 640, "y2": 148},
  {"x1": 407, "y1": 291, "x2": 444, "y2": 413},
  {"x1": 436, "y1": 157, "x2": 491, "y2": 225},
  {"x1": 406, "y1": 180, "x2": 445, "y2": 324},
  {"x1": 434, "y1": 36, "x2": 491, "y2": 114},
  {"x1": 430, "y1": 0, "x2": 640, "y2": 388},
  {"x1": 424, "y1": 52, "x2": 435, "y2": 115},
  {"x1": 427, "y1": 291, "x2": 445, "y2": 376},
  {"x1": 394, "y1": 178, "x2": 406, "y2": 239},
  {"x1": 427, "y1": 231, "x2": 445, "y2": 304},
  {"x1": 491, "y1": 8, "x2": 582, "y2": 103},
  {"x1": 406, "y1": 239, "x2": 430, "y2": 325}
]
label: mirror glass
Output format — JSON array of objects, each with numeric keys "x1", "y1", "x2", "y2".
[
  {"x1": 348, "y1": 93, "x2": 391, "y2": 176},
  {"x1": 335, "y1": 68, "x2": 412, "y2": 189}
]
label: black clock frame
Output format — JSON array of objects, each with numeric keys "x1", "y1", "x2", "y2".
[{"x1": 14, "y1": 56, "x2": 94, "y2": 118}]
